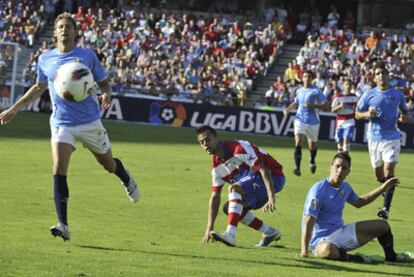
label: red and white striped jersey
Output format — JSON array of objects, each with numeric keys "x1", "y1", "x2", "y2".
[
  {"x1": 331, "y1": 92, "x2": 359, "y2": 128},
  {"x1": 211, "y1": 140, "x2": 284, "y2": 192}
]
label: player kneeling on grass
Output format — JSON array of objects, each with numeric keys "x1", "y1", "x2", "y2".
[
  {"x1": 301, "y1": 152, "x2": 413, "y2": 263},
  {"x1": 197, "y1": 125, "x2": 285, "y2": 247}
]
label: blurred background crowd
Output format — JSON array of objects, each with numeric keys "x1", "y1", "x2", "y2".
[{"x1": 0, "y1": 0, "x2": 413, "y2": 115}]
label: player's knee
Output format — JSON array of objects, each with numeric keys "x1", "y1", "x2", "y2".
[
  {"x1": 222, "y1": 201, "x2": 229, "y2": 215},
  {"x1": 53, "y1": 162, "x2": 67, "y2": 175},
  {"x1": 102, "y1": 161, "x2": 116, "y2": 173},
  {"x1": 378, "y1": 219, "x2": 390, "y2": 233},
  {"x1": 316, "y1": 243, "x2": 338, "y2": 259}
]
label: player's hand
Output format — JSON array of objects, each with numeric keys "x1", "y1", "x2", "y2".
[
  {"x1": 399, "y1": 114, "x2": 408, "y2": 123},
  {"x1": 382, "y1": 177, "x2": 399, "y2": 191},
  {"x1": 368, "y1": 107, "x2": 377, "y2": 118},
  {"x1": 202, "y1": 228, "x2": 213, "y2": 243},
  {"x1": 263, "y1": 197, "x2": 275, "y2": 214},
  {"x1": 0, "y1": 108, "x2": 17, "y2": 125},
  {"x1": 283, "y1": 108, "x2": 289, "y2": 117},
  {"x1": 98, "y1": 93, "x2": 112, "y2": 110}
]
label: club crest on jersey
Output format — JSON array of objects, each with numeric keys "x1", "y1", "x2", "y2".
[
  {"x1": 340, "y1": 190, "x2": 345, "y2": 198},
  {"x1": 311, "y1": 198, "x2": 318, "y2": 210}
]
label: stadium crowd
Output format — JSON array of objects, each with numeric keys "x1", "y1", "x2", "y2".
[
  {"x1": 265, "y1": 5, "x2": 414, "y2": 118},
  {"x1": 18, "y1": 2, "x2": 291, "y2": 106},
  {"x1": 3, "y1": 1, "x2": 414, "y2": 112},
  {"x1": 0, "y1": 1, "x2": 47, "y2": 47}
]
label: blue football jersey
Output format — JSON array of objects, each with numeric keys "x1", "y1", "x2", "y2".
[
  {"x1": 295, "y1": 86, "x2": 327, "y2": 125},
  {"x1": 356, "y1": 87, "x2": 407, "y2": 141},
  {"x1": 37, "y1": 47, "x2": 107, "y2": 128},
  {"x1": 302, "y1": 178, "x2": 359, "y2": 250}
]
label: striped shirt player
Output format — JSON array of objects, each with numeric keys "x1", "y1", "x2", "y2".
[
  {"x1": 331, "y1": 88, "x2": 359, "y2": 153},
  {"x1": 197, "y1": 126, "x2": 286, "y2": 247}
]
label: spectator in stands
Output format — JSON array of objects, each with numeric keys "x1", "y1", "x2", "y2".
[
  {"x1": 313, "y1": 71, "x2": 326, "y2": 90},
  {"x1": 0, "y1": 53, "x2": 7, "y2": 84},
  {"x1": 231, "y1": 74, "x2": 247, "y2": 106},
  {"x1": 327, "y1": 5, "x2": 340, "y2": 28},
  {"x1": 284, "y1": 61, "x2": 296, "y2": 82},
  {"x1": 365, "y1": 31, "x2": 378, "y2": 50},
  {"x1": 343, "y1": 10, "x2": 356, "y2": 31}
]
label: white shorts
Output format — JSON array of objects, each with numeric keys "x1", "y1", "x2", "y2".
[
  {"x1": 368, "y1": 139, "x2": 401, "y2": 168},
  {"x1": 51, "y1": 120, "x2": 112, "y2": 154},
  {"x1": 294, "y1": 120, "x2": 320, "y2": 142},
  {"x1": 314, "y1": 223, "x2": 358, "y2": 256}
]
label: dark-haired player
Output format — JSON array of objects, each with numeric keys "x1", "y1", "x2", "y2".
[
  {"x1": 283, "y1": 70, "x2": 328, "y2": 176},
  {"x1": 301, "y1": 152, "x2": 413, "y2": 263},
  {"x1": 355, "y1": 65, "x2": 408, "y2": 219},
  {"x1": 196, "y1": 125, "x2": 285, "y2": 247}
]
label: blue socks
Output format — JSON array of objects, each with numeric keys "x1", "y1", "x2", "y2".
[
  {"x1": 54, "y1": 175, "x2": 69, "y2": 225},
  {"x1": 381, "y1": 176, "x2": 395, "y2": 212},
  {"x1": 294, "y1": 146, "x2": 302, "y2": 170},
  {"x1": 114, "y1": 157, "x2": 130, "y2": 185},
  {"x1": 378, "y1": 229, "x2": 396, "y2": 261},
  {"x1": 310, "y1": 148, "x2": 317, "y2": 164}
]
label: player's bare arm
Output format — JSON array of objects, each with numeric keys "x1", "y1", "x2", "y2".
[
  {"x1": 202, "y1": 191, "x2": 221, "y2": 243},
  {"x1": 331, "y1": 102, "x2": 344, "y2": 113},
  {"x1": 350, "y1": 177, "x2": 399, "y2": 208},
  {"x1": 259, "y1": 166, "x2": 276, "y2": 214},
  {"x1": 0, "y1": 82, "x2": 48, "y2": 125},
  {"x1": 398, "y1": 109, "x2": 409, "y2": 123},
  {"x1": 283, "y1": 102, "x2": 298, "y2": 117},
  {"x1": 96, "y1": 79, "x2": 112, "y2": 110},
  {"x1": 301, "y1": 215, "x2": 316, "y2": 257},
  {"x1": 306, "y1": 101, "x2": 329, "y2": 110},
  {"x1": 355, "y1": 108, "x2": 377, "y2": 120},
  {"x1": 399, "y1": 114, "x2": 414, "y2": 124}
]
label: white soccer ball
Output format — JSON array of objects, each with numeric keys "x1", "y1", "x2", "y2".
[{"x1": 54, "y1": 62, "x2": 94, "y2": 102}]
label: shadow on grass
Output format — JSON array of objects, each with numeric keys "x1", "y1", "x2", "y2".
[{"x1": 76, "y1": 244, "x2": 413, "y2": 276}]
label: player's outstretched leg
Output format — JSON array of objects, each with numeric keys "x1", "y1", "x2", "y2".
[
  {"x1": 114, "y1": 158, "x2": 140, "y2": 202},
  {"x1": 51, "y1": 175, "x2": 70, "y2": 241}
]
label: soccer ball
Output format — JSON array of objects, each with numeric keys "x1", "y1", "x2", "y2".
[{"x1": 54, "y1": 62, "x2": 94, "y2": 102}]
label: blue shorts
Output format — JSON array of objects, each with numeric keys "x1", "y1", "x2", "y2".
[
  {"x1": 238, "y1": 173, "x2": 286, "y2": 210},
  {"x1": 335, "y1": 126, "x2": 355, "y2": 143}
]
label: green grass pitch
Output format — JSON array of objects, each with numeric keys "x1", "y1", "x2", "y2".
[{"x1": 0, "y1": 112, "x2": 413, "y2": 276}]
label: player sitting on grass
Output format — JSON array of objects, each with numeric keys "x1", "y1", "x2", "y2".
[
  {"x1": 301, "y1": 152, "x2": 413, "y2": 263},
  {"x1": 197, "y1": 125, "x2": 286, "y2": 247}
]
